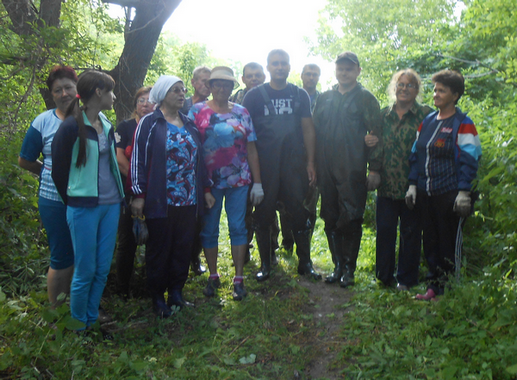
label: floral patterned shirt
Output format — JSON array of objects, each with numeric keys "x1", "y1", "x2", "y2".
[
  {"x1": 188, "y1": 102, "x2": 257, "y2": 189},
  {"x1": 165, "y1": 122, "x2": 197, "y2": 206},
  {"x1": 378, "y1": 102, "x2": 433, "y2": 199}
]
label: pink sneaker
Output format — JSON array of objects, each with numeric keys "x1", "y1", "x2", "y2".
[{"x1": 415, "y1": 289, "x2": 436, "y2": 301}]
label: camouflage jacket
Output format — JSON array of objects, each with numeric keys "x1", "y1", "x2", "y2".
[
  {"x1": 230, "y1": 88, "x2": 248, "y2": 105},
  {"x1": 378, "y1": 102, "x2": 433, "y2": 199}
]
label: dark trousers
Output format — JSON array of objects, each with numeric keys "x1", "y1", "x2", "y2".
[
  {"x1": 145, "y1": 205, "x2": 196, "y2": 298},
  {"x1": 115, "y1": 204, "x2": 138, "y2": 296},
  {"x1": 375, "y1": 196, "x2": 422, "y2": 287},
  {"x1": 419, "y1": 190, "x2": 462, "y2": 295},
  {"x1": 253, "y1": 161, "x2": 311, "y2": 234}
]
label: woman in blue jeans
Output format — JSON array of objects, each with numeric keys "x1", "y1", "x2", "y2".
[
  {"x1": 188, "y1": 67, "x2": 263, "y2": 301},
  {"x1": 19, "y1": 65, "x2": 78, "y2": 307},
  {"x1": 52, "y1": 70, "x2": 124, "y2": 335}
]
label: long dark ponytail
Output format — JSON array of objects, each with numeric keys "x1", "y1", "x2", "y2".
[{"x1": 65, "y1": 70, "x2": 115, "y2": 167}]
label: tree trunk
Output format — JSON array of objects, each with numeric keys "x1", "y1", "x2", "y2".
[
  {"x1": 107, "y1": 0, "x2": 182, "y2": 124},
  {"x1": 2, "y1": 0, "x2": 64, "y2": 109},
  {"x1": 3, "y1": 0, "x2": 182, "y2": 121}
]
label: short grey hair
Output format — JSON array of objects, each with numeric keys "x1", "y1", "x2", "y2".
[{"x1": 192, "y1": 66, "x2": 211, "y2": 81}]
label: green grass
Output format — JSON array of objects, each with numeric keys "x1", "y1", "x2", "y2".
[{"x1": 1, "y1": 205, "x2": 517, "y2": 379}]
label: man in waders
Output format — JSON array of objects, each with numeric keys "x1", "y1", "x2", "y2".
[
  {"x1": 242, "y1": 49, "x2": 320, "y2": 281},
  {"x1": 313, "y1": 52, "x2": 382, "y2": 288}
]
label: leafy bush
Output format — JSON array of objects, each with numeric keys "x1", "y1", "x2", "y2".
[{"x1": 0, "y1": 132, "x2": 49, "y2": 297}]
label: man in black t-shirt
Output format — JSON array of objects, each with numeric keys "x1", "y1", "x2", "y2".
[{"x1": 242, "y1": 49, "x2": 321, "y2": 282}]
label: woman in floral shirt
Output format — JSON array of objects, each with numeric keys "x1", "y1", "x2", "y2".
[{"x1": 189, "y1": 66, "x2": 263, "y2": 301}]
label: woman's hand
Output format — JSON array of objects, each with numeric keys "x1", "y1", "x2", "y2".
[
  {"x1": 250, "y1": 183, "x2": 264, "y2": 206},
  {"x1": 405, "y1": 185, "x2": 417, "y2": 210},
  {"x1": 205, "y1": 192, "x2": 216, "y2": 209},
  {"x1": 366, "y1": 171, "x2": 381, "y2": 191},
  {"x1": 453, "y1": 191, "x2": 471, "y2": 217},
  {"x1": 365, "y1": 133, "x2": 379, "y2": 148},
  {"x1": 131, "y1": 198, "x2": 145, "y2": 217}
]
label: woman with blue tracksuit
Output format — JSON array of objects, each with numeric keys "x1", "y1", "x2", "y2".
[
  {"x1": 130, "y1": 75, "x2": 213, "y2": 318},
  {"x1": 52, "y1": 70, "x2": 124, "y2": 336},
  {"x1": 405, "y1": 70, "x2": 481, "y2": 301}
]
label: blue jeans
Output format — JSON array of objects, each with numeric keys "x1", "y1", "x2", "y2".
[
  {"x1": 67, "y1": 203, "x2": 120, "y2": 328},
  {"x1": 39, "y1": 197, "x2": 74, "y2": 270},
  {"x1": 201, "y1": 186, "x2": 249, "y2": 248},
  {"x1": 375, "y1": 196, "x2": 422, "y2": 287}
]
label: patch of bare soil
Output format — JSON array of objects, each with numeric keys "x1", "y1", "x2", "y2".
[{"x1": 297, "y1": 274, "x2": 354, "y2": 380}]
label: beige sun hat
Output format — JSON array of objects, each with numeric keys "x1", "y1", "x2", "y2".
[{"x1": 208, "y1": 66, "x2": 238, "y2": 84}]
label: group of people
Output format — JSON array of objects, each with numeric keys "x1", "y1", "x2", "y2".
[{"x1": 19, "y1": 48, "x2": 481, "y2": 330}]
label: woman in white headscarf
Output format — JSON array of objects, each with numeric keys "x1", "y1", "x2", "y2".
[{"x1": 129, "y1": 75, "x2": 214, "y2": 318}]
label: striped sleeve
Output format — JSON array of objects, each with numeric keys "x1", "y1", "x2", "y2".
[
  {"x1": 456, "y1": 118, "x2": 481, "y2": 191},
  {"x1": 457, "y1": 121, "x2": 482, "y2": 160},
  {"x1": 129, "y1": 115, "x2": 152, "y2": 196}
]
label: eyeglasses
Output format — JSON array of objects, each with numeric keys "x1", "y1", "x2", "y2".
[
  {"x1": 137, "y1": 98, "x2": 153, "y2": 105},
  {"x1": 211, "y1": 81, "x2": 234, "y2": 90},
  {"x1": 397, "y1": 83, "x2": 417, "y2": 90},
  {"x1": 168, "y1": 87, "x2": 188, "y2": 94}
]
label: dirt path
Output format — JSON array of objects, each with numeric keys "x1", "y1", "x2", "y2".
[{"x1": 297, "y1": 276, "x2": 354, "y2": 379}]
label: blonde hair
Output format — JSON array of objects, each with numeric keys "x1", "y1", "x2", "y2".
[{"x1": 387, "y1": 69, "x2": 422, "y2": 103}]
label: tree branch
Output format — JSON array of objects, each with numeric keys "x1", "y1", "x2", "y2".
[
  {"x1": 437, "y1": 53, "x2": 517, "y2": 87},
  {"x1": 101, "y1": 0, "x2": 144, "y2": 7}
]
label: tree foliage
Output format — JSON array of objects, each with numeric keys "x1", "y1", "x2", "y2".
[{"x1": 0, "y1": 0, "x2": 182, "y2": 127}]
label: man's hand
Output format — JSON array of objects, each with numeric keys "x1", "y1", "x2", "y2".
[
  {"x1": 205, "y1": 192, "x2": 215, "y2": 209},
  {"x1": 249, "y1": 183, "x2": 264, "y2": 206},
  {"x1": 131, "y1": 198, "x2": 145, "y2": 217},
  {"x1": 365, "y1": 133, "x2": 379, "y2": 148},
  {"x1": 405, "y1": 185, "x2": 417, "y2": 210},
  {"x1": 307, "y1": 161, "x2": 317, "y2": 187},
  {"x1": 366, "y1": 171, "x2": 381, "y2": 191},
  {"x1": 453, "y1": 191, "x2": 471, "y2": 217}
]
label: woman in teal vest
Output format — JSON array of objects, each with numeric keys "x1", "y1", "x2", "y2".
[{"x1": 52, "y1": 70, "x2": 124, "y2": 337}]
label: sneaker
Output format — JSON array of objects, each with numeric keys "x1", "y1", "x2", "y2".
[
  {"x1": 232, "y1": 282, "x2": 247, "y2": 301},
  {"x1": 415, "y1": 288, "x2": 436, "y2": 301},
  {"x1": 202, "y1": 277, "x2": 221, "y2": 297}
]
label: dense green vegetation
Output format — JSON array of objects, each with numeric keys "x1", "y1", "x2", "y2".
[{"x1": 1, "y1": 0, "x2": 517, "y2": 378}]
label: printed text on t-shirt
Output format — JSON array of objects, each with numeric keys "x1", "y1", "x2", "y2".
[{"x1": 264, "y1": 98, "x2": 293, "y2": 115}]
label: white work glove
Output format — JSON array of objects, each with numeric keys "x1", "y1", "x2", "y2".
[
  {"x1": 249, "y1": 183, "x2": 264, "y2": 206},
  {"x1": 405, "y1": 185, "x2": 417, "y2": 210},
  {"x1": 453, "y1": 191, "x2": 471, "y2": 217},
  {"x1": 366, "y1": 171, "x2": 381, "y2": 191}
]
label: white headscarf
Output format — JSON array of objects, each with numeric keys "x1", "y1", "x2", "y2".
[{"x1": 149, "y1": 75, "x2": 183, "y2": 106}]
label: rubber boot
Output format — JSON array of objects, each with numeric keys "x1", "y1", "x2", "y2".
[
  {"x1": 255, "y1": 227, "x2": 272, "y2": 282},
  {"x1": 294, "y1": 229, "x2": 322, "y2": 280},
  {"x1": 325, "y1": 230, "x2": 344, "y2": 284},
  {"x1": 270, "y1": 224, "x2": 279, "y2": 266},
  {"x1": 152, "y1": 294, "x2": 172, "y2": 318},
  {"x1": 167, "y1": 289, "x2": 194, "y2": 309},
  {"x1": 190, "y1": 236, "x2": 206, "y2": 276},
  {"x1": 340, "y1": 227, "x2": 362, "y2": 288}
]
